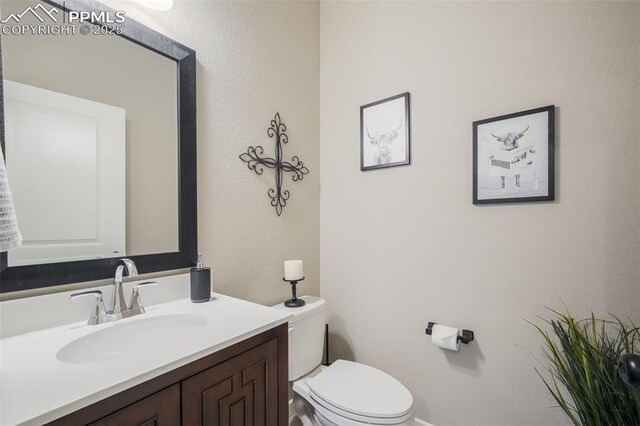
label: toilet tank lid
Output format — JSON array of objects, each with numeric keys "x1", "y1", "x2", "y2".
[{"x1": 271, "y1": 296, "x2": 325, "y2": 323}]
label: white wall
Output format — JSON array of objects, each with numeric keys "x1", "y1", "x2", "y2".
[
  {"x1": 320, "y1": 2, "x2": 640, "y2": 425},
  {"x1": 141, "y1": 0, "x2": 321, "y2": 305}
]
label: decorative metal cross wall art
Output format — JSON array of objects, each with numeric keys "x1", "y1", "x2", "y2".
[{"x1": 239, "y1": 113, "x2": 309, "y2": 216}]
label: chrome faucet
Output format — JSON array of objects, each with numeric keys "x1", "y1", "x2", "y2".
[
  {"x1": 71, "y1": 259, "x2": 156, "y2": 325},
  {"x1": 111, "y1": 258, "x2": 138, "y2": 316}
]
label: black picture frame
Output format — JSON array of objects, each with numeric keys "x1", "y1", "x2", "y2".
[
  {"x1": 360, "y1": 92, "x2": 411, "y2": 171},
  {"x1": 473, "y1": 105, "x2": 555, "y2": 205},
  {"x1": 0, "y1": 0, "x2": 198, "y2": 293}
]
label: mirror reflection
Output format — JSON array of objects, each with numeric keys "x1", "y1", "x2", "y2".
[{"x1": 2, "y1": 1, "x2": 179, "y2": 266}]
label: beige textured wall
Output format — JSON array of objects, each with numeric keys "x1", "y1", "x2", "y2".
[
  {"x1": 320, "y1": 2, "x2": 640, "y2": 425},
  {"x1": 98, "y1": 0, "x2": 321, "y2": 305},
  {"x1": 2, "y1": 1, "x2": 179, "y2": 256}
]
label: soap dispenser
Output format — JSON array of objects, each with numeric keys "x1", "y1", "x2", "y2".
[{"x1": 190, "y1": 253, "x2": 211, "y2": 303}]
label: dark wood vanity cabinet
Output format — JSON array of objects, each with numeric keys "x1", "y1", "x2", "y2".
[
  {"x1": 182, "y1": 339, "x2": 279, "y2": 425},
  {"x1": 48, "y1": 324, "x2": 288, "y2": 426},
  {"x1": 88, "y1": 385, "x2": 181, "y2": 426}
]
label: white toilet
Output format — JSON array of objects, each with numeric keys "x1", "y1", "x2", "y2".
[{"x1": 272, "y1": 296, "x2": 415, "y2": 426}]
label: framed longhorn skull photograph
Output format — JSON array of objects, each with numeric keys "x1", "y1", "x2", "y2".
[
  {"x1": 473, "y1": 105, "x2": 555, "y2": 204},
  {"x1": 360, "y1": 92, "x2": 410, "y2": 171}
]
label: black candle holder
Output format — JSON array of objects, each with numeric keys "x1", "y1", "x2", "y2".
[{"x1": 283, "y1": 277, "x2": 305, "y2": 307}]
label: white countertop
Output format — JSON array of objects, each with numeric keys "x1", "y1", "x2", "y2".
[{"x1": 0, "y1": 293, "x2": 292, "y2": 425}]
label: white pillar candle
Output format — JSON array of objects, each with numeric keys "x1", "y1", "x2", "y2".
[{"x1": 284, "y1": 260, "x2": 304, "y2": 281}]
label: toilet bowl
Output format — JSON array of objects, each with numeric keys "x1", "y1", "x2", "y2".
[
  {"x1": 272, "y1": 296, "x2": 415, "y2": 426},
  {"x1": 293, "y1": 360, "x2": 415, "y2": 425}
]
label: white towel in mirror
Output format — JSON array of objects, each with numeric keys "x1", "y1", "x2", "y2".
[{"x1": 0, "y1": 146, "x2": 22, "y2": 251}]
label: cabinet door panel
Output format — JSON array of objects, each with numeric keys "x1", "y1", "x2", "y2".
[
  {"x1": 89, "y1": 384, "x2": 180, "y2": 426},
  {"x1": 182, "y1": 339, "x2": 279, "y2": 426}
]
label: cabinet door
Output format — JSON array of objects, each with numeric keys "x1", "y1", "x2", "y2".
[
  {"x1": 182, "y1": 339, "x2": 279, "y2": 426},
  {"x1": 89, "y1": 384, "x2": 180, "y2": 426}
]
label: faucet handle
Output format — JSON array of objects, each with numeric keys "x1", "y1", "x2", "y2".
[
  {"x1": 129, "y1": 281, "x2": 157, "y2": 314},
  {"x1": 70, "y1": 290, "x2": 107, "y2": 325},
  {"x1": 70, "y1": 290, "x2": 103, "y2": 301},
  {"x1": 133, "y1": 281, "x2": 157, "y2": 290}
]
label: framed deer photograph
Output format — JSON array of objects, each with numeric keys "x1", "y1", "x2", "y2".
[
  {"x1": 360, "y1": 92, "x2": 411, "y2": 171},
  {"x1": 473, "y1": 105, "x2": 555, "y2": 204}
]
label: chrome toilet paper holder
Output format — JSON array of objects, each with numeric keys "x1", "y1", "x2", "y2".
[{"x1": 425, "y1": 322, "x2": 475, "y2": 345}]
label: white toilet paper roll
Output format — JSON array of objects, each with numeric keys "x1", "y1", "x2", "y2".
[{"x1": 431, "y1": 324, "x2": 460, "y2": 351}]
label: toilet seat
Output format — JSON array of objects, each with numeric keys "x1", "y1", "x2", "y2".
[{"x1": 304, "y1": 360, "x2": 414, "y2": 424}]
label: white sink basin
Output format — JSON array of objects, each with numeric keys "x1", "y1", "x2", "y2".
[{"x1": 57, "y1": 314, "x2": 208, "y2": 364}]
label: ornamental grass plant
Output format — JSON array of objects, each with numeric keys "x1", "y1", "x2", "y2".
[{"x1": 531, "y1": 310, "x2": 640, "y2": 426}]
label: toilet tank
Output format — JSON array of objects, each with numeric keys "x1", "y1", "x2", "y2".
[{"x1": 272, "y1": 296, "x2": 326, "y2": 380}]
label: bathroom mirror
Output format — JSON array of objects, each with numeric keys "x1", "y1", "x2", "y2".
[{"x1": 0, "y1": 0, "x2": 197, "y2": 293}]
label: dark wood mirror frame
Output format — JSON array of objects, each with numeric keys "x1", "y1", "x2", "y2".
[{"x1": 0, "y1": 0, "x2": 197, "y2": 293}]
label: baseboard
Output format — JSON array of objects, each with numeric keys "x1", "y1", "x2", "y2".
[{"x1": 414, "y1": 418, "x2": 434, "y2": 426}]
